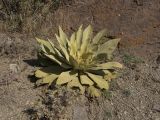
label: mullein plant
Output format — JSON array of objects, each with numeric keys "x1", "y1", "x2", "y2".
[{"x1": 35, "y1": 25, "x2": 122, "y2": 97}]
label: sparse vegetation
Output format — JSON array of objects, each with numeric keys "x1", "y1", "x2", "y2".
[
  {"x1": 123, "y1": 53, "x2": 144, "y2": 65},
  {"x1": 104, "y1": 111, "x2": 112, "y2": 119},
  {"x1": 103, "y1": 90, "x2": 112, "y2": 100},
  {"x1": 0, "y1": 0, "x2": 72, "y2": 32},
  {"x1": 122, "y1": 89, "x2": 131, "y2": 97}
]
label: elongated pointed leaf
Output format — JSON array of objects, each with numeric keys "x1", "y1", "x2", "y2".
[
  {"x1": 76, "y1": 25, "x2": 83, "y2": 50},
  {"x1": 48, "y1": 40, "x2": 64, "y2": 58},
  {"x1": 36, "y1": 38, "x2": 51, "y2": 48},
  {"x1": 60, "y1": 44, "x2": 70, "y2": 62},
  {"x1": 99, "y1": 62, "x2": 123, "y2": 69},
  {"x1": 69, "y1": 32, "x2": 77, "y2": 56},
  {"x1": 82, "y1": 25, "x2": 93, "y2": 43},
  {"x1": 91, "y1": 62, "x2": 123, "y2": 70},
  {"x1": 70, "y1": 32, "x2": 76, "y2": 45},
  {"x1": 80, "y1": 74, "x2": 94, "y2": 85},
  {"x1": 39, "y1": 42, "x2": 69, "y2": 67},
  {"x1": 55, "y1": 34, "x2": 70, "y2": 62},
  {"x1": 36, "y1": 73, "x2": 58, "y2": 86},
  {"x1": 55, "y1": 33, "x2": 69, "y2": 51},
  {"x1": 37, "y1": 53, "x2": 55, "y2": 66},
  {"x1": 87, "y1": 72, "x2": 109, "y2": 89},
  {"x1": 55, "y1": 33, "x2": 63, "y2": 46},
  {"x1": 36, "y1": 38, "x2": 55, "y2": 54},
  {"x1": 48, "y1": 40, "x2": 71, "y2": 65},
  {"x1": 97, "y1": 38, "x2": 120, "y2": 59},
  {"x1": 80, "y1": 25, "x2": 93, "y2": 56},
  {"x1": 41, "y1": 44, "x2": 47, "y2": 53},
  {"x1": 92, "y1": 29, "x2": 107, "y2": 44},
  {"x1": 44, "y1": 54, "x2": 71, "y2": 69},
  {"x1": 88, "y1": 86, "x2": 101, "y2": 97},
  {"x1": 44, "y1": 53, "x2": 62, "y2": 65},
  {"x1": 59, "y1": 26, "x2": 68, "y2": 47}
]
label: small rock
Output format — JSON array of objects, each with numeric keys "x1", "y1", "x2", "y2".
[
  {"x1": 9, "y1": 64, "x2": 19, "y2": 73},
  {"x1": 124, "y1": 111, "x2": 127, "y2": 115},
  {"x1": 6, "y1": 38, "x2": 13, "y2": 46},
  {"x1": 73, "y1": 105, "x2": 88, "y2": 120},
  {"x1": 152, "y1": 104, "x2": 160, "y2": 112}
]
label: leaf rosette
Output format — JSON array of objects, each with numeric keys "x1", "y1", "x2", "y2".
[{"x1": 35, "y1": 25, "x2": 122, "y2": 97}]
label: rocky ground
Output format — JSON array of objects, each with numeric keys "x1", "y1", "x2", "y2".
[{"x1": 0, "y1": 0, "x2": 160, "y2": 120}]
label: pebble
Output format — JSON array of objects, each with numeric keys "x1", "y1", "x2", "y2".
[
  {"x1": 152, "y1": 104, "x2": 160, "y2": 112},
  {"x1": 73, "y1": 105, "x2": 88, "y2": 120},
  {"x1": 9, "y1": 64, "x2": 19, "y2": 73}
]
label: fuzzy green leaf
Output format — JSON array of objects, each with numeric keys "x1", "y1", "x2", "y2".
[
  {"x1": 80, "y1": 74, "x2": 94, "y2": 85},
  {"x1": 104, "y1": 71, "x2": 119, "y2": 81},
  {"x1": 55, "y1": 34, "x2": 70, "y2": 62},
  {"x1": 35, "y1": 70, "x2": 50, "y2": 78},
  {"x1": 80, "y1": 25, "x2": 93, "y2": 56},
  {"x1": 92, "y1": 62, "x2": 123, "y2": 70},
  {"x1": 36, "y1": 38, "x2": 56, "y2": 54},
  {"x1": 44, "y1": 54, "x2": 71, "y2": 69},
  {"x1": 87, "y1": 86, "x2": 101, "y2": 97},
  {"x1": 87, "y1": 72, "x2": 109, "y2": 89},
  {"x1": 96, "y1": 38, "x2": 120, "y2": 59},
  {"x1": 69, "y1": 32, "x2": 77, "y2": 56},
  {"x1": 58, "y1": 26, "x2": 68, "y2": 47},
  {"x1": 48, "y1": 39, "x2": 64, "y2": 58},
  {"x1": 67, "y1": 76, "x2": 85, "y2": 94},
  {"x1": 56, "y1": 71, "x2": 73, "y2": 85},
  {"x1": 92, "y1": 29, "x2": 107, "y2": 44},
  {"x1": 76, "y1": 25, "x2": 83, "y2": 50},
  {"x1": 35, "y1": 66, "x2": 63, "y2": 78},
  {"x1": 36, "y1": 73, "x2": 58, "y2": 86}
]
